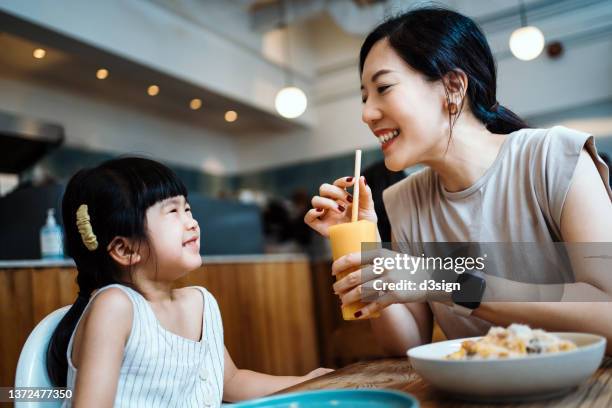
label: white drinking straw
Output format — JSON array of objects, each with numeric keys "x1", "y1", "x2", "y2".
[{"x1": 351, "y1": 149, "x2": 362, "y2": 222}]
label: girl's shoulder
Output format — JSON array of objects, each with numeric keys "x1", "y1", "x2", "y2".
[
  {"x1": 73, "y1": 285, "x2": 137, "y2": 343},
  {"x1": 82, "y1": 284, "x2": 140, "y2": 326},
  {"x1": 90, "y1": 285, "x2": 135, "y2": 308},
  {"x1": 84, "y1": 284, "x2": 136, "y2": 325},
  {"x1": 70, "y1": 286, "x2": 134, "y2": 370},
  {"x1": 81, "y1": 286, "x2": 134, "y2": 337}
]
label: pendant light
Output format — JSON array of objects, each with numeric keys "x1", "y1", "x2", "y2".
[
  {"x1": 509, "y1": 0, "x2": 545, "y2": 61},
  {"x1": 274, "y1": 0, "x2": 308, "y2": 119}
]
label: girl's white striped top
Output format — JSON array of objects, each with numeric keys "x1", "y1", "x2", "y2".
[{"x1": 63, "y1": 283, "x2": 224, "y2": 407}]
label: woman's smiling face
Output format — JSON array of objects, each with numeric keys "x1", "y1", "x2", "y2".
[{"x1": 361, "y1": 39, "x2": 450, "y2": 171}]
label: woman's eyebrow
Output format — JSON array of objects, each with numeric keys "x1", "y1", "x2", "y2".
[{"x1": 361, "y1": 69, "x2": 396, "y2": 89}]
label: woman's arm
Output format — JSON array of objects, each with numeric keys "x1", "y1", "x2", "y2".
[
  {"x1": 222, "y1": 347, "x2": 332, "y2": 402},
  {"x1": 560, "y1": 149, "x2": 612, "y2": 242},
  {"x1": 474, "y1": 148, "x2": 612, "y2": 353},
  {"x1": 369, "y1": 302, "x2": 433, "y2": 356},
  {"x1": 71, "y1": 288, "x2": 132, "y2": 407},
  {"x1": 368, "y1": 228, "x2": 434, "y2": 355}
]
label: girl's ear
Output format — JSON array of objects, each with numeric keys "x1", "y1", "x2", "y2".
[{"x1": 107, "y1": 237, "x2": 142, "y2": 266}]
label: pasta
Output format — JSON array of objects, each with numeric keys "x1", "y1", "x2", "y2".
[{"x1": 447, "y1": 324, "x2": 576, "y2": 360}]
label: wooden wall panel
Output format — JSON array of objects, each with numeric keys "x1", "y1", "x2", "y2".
[
  {"x1": 1, "y1": 260, "x2": 319, "y2": 388},
  {"x1": 0, "y1": 267, "x2": 77, "y2": 388},
  {"x1": 309, "y1": 260, "x2": 390, "y2": 368},
  {"x1": 31, "y1": 268, "x2": 78, "y2": 323},
  {"x1": 177, "y1": 261, "x2": 319, "y2": 376},
  {"x1": 1, "y1": 268, "x2": 34, "y2": 391}
]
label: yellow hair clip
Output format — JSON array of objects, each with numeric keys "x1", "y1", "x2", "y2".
[{"x1": 76, "y1": 204, "x2": 98, "y2": 251}]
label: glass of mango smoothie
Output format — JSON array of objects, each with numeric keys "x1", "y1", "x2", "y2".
[{"x1": 328, "y1": 150, "x2": 380, "y2": 320}]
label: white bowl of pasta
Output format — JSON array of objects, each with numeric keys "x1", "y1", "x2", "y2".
[{"x1": 407, "y1": 325, "x2": 606, "y2": 402}]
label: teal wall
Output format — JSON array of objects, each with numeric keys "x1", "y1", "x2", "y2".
[
  {"x1": 232, "y1": 148, "x2": 385, "y2": 198},
  {"x1": 35, "y1": 146, "x2": 230, "y2": 196},
  {"x1": 30, "y1": 132, "x2": 612, "y2": 200},
  {"x1": 31, "y1": 145, "x2": 386, "y2": 199}
]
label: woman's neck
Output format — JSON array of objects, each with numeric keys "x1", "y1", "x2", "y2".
[{"x1": 424, "y1": 117, "x2": 508, "y2": 193}]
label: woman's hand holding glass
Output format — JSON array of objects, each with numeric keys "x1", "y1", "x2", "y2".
[
  {"x1": 304, "y1": 176, "x2": 377, "y2": 237},
  {"x1": 332, "y1": 248, "x2": 430, "y2": 318}
]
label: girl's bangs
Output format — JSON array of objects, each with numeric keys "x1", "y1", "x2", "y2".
[{"x1": 140, "y1": 162, "x2": 188, "y2": 209}]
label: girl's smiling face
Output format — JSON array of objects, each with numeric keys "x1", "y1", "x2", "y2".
[
  {"x1": 143, "y1": 195, "x2": 201, "y2": 278},
  {"x1": 360, "y1": 39, "x2": 451, "y2": 171}
]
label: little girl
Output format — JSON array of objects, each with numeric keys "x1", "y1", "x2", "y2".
[{"x1": 46, "y1": 157, "x2": 331, "y2": 407}]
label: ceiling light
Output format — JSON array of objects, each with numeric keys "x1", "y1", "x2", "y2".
[
  {"x1": 96, "y1": 68, "x2": 109, "y2": 80},
  {"x1": 33, "y1": 48, "x2": 46, "y2": 59},
  {"x1": 275, "y1": 86, "x2": 307, "y2": 119},
  {"x1": 274, "y1": 0, "x2": 308, "y2": 119},
  {"x1": 225, "y1": 110, "x2": 238, "y2": 122},
  {"x1": 190, "y1": 98, "x2": 202, "y2": 110},
  {"x1": 510, "y1": 26, "x2": 545, "y2": 61},
  {"x1": 147, "y1": 85, "x2": 159, "y2": 96},
  {"x1": 509, "y1": 0, "x2": 545, "y2": 61}
]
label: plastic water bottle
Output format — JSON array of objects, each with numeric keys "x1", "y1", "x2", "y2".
[{"x1": 40, "y1": 208, "x2": 64, "y2": 259}]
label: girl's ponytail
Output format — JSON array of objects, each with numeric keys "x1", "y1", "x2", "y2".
[
  {"x1": 46, "y1": 290, "x2": 91, "y2": 386},
  {"x1": 47, "y1": 258, "x2": 120, "y2": 386},
  {"x1": 46, "y1": 170, "x2": 120, "y2": 386},
  {"x1": 47, "y1": 200, "x2": 119, "y2": 386}
]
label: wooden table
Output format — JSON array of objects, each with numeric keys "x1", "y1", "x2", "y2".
[{"x1": 280, "y1": 357, "x2": 612, "y2": 407}]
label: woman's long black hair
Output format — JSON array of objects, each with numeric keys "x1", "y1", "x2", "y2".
[
  {"x1": 47, "y1": 157, "x2": 188, "y2": 386},
  {"x1": 359, "y1": 6, "x2": 528, "y2": 135}
]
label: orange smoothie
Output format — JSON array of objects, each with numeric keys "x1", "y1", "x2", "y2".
[{"x1": 329, "y1": 219, "x2": 380, "y2": 320}]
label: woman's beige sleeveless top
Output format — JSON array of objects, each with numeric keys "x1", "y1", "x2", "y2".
[{"x1": 383, "y1": 126, "x2": 612, "y2": 339}]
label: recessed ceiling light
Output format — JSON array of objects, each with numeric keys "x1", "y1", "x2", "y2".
[
  {"x1": 33, "y1": 48, "x2": 46, "y2": 59},
  {"x1": 225, "y1": 110, "x2": 238, "y2": 122},
  {"x1": 96, "y1": 68, "x2": 109, "y2": 80},
  {"x1": 147, "y1": 85, "x2": 159, "y2": 96},
  {"x1": 190, "y1": 98, "x2": 202, "y2": 110}
]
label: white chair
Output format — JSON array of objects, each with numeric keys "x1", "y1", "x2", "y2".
[{"x1": 14, "y1": 306, "x2": 70, "y2": 408}]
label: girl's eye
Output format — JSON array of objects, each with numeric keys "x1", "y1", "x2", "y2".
[
  {"x1": 169, "y1": 208, "x2": 178, "y2": 213},
  {"x1": 185, "y1": 207, "x2": 191, "y2": 212}
]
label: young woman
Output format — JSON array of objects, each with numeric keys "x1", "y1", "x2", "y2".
[{"x1": 304, "y1": 7, "x2": 612, "y2": 354}]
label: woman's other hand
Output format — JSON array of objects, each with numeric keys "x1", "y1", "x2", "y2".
[
  {"x1": 304, "y1": 176, "x2": 377, "y2": 237},
  {"x1": 332, "y1": 248, "x2": 430, "y2": 319}
]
